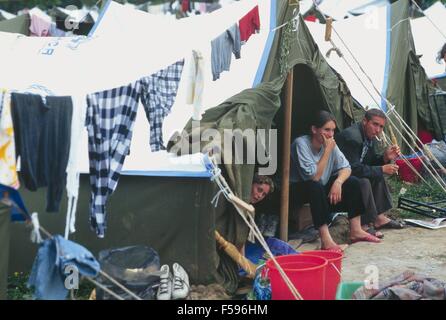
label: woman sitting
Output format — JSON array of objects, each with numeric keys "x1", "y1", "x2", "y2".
[{"x1": 290, "y1": 111, "x2": 381, "y2": 252}]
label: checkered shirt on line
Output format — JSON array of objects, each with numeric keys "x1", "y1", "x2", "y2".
[
  {"x1": 86, "y1": 81, "x2": 141, "y2": 237},
  {"x1": 140, "y1": 59, "x2": 184, "y2": 151}
]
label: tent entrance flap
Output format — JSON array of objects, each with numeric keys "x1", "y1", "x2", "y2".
[{"x1": 274, "y1": 64, "x2": 330, "y2": 176}]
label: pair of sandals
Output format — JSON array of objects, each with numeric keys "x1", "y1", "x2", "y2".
[{"x1": 366, "y1": 219, "x2": 406, "y2": 239}]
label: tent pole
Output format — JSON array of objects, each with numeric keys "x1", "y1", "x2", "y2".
[{"x1": 280, "y1": 69, "x2": 294, "y2": 242}]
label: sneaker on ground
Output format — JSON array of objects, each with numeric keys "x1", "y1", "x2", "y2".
[
  {"x1": 156, "y1": 264, "x2": 172, "y2": 300},
  {"x1": 171, "y1": 263, "x2": 190, "y2": 300}
]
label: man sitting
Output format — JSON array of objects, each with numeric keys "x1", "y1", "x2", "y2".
[{"x1": 336, "y1": 109, "x2": 405, "y2": 235}]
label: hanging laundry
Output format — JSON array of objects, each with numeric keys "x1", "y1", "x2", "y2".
[
  {"x1": 0, "y1": 184, "x2": 29, "y2": 222},
  {"x1": 181, "y1": 0, "x2": 191, "y2": 13},
  {"x1": 65, "y1": 95, "x2": 88, "y2": 239},
  {"x1": 185, "y1": 50, "x2": 205, "y2": 120},
  {"x1": 28, "y1": 235, "x2": 100, "y2": 300},
  {"x1": 199, "y1": 2, "x2": 207, "y2": 14},
  {"x1": 29, "y1": 14, "x2": 51, "y2": 37},
  {"x1": 10, "y1": 93, "x2": 72, "y2": 213},
  {"x1": 206, "y1": 2, "x2": 221, "y2": 13},
  {"x1": 86, "y1": 82, "x2": 141, "y2": 238},
  {"x1": 239, "y1": 5, "x2": 260, "y2": 44},
  {"x1": 49, "y1": 23, "x2": 66, "y2": 37},
  {"x1": 211, "y1": 24, "x2": 241, "y2": 81},
  {"x1": 0, "y1": 90, "x2": 19, "y2": 189},
  {"x1": 140, "y1": 60, "x2": 184, "y2": 152}
]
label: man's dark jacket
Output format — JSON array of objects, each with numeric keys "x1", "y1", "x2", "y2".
[{"x1": 336, "y1": 122, "x2": 384, "y2": 179}]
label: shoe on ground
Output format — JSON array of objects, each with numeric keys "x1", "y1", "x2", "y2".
[
  {"x1": 156, "y1": 264, "x2": 172, "y2": 300},
  {"x1": 172, "y1": 263, "x2": 190, "y2": 300}
]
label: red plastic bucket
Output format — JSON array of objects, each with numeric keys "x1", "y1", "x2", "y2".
[
  {"x1": 396, "y1": 158, "x2": 423, "y2": 183},
  {"x1": 301, "y1": 250, "x2": 343, "y2": 300},
  {"x1": 265, "y1": 254, "x2": 327, "y2": 300}
]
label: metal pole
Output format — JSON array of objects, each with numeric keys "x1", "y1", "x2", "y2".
[{"x1": 280, "y1": 70, "x2": 294, "y2": 241}]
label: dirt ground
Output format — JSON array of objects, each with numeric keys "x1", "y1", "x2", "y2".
[{"x1": 295, "y1": 225, "x2": 446, "y2": 283}]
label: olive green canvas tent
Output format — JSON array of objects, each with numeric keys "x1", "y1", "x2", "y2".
[
  {"x1": 0, "y1": 14, "x2": 29, "y2": 35},
  {"x1": 7, "y1": 0, "x2": 359, "y2": 295}
]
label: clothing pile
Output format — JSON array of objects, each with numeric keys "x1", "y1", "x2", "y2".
[{"x1": 353, "y1": 270, "x2": 446, "y2": 300}]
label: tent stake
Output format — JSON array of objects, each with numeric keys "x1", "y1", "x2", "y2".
[{"x1": 280, "y1": 70, "x2": 294, "y2": 242}]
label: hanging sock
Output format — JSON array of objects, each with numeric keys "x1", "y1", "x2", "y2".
[
  {"x1": 64, "y1": 195, "x2": 78, "y2": 239},
  {"x1": 30, "y1": 212, "x2": 43, "y2": 244}
]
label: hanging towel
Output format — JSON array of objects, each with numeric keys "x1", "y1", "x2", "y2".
[
  {"x1": 65, "y1": 95, "x2": 88, "y2": 238},
  {"x1": 10, "y1": 93, "x2": 72, "y2": 212},
  {"x1": 86, "y1": 82, "x2": 141, "y2": 238},
  {"x1": 211, "y1": 24, "x2": 241, "y2": 81},
  {"x1": 0, "y1": 90, "x2": 19, "y2": 189},
  {"x1": 29, "y1": 14, "x2": 51, "y2": 37},
  {"x1": 49, "y1": 23, "x2": 66, "y2": 37},
  {"x1": 185, "y1": 50, "x2": 205, "y2": 120},
  {"x1": 140, "y1": 60, "x2": 184, "y2": 152},
  {"x1": 239, "y1": 5, "x2": 260, "y2": 44}
]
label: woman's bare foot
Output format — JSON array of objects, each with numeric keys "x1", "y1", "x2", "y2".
[
  {"x1": 350, "y1": 229, "x2": 381, "y2": 243},
  {"x1": 351, "y1": 228, "x2": 380, "y2": 240},
  {"x1": 320, "y1": 243, "x2": 349, "y2": 252}
]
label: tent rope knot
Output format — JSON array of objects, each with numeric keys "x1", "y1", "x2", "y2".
[
  {"x1": 211, "y1": 189, "x2": 226, "y2": 208},
  {"x1": 30, "y1": 212, "x2": 43, "y2": 244}
]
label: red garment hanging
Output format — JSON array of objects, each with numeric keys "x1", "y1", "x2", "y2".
[{"x1": 239, "y1": 5, "x2": 260, "y2": 43}]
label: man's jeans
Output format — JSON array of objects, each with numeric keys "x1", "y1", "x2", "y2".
[{"x1": 28, "y1": 235, "x2": 100, "y2": 300}]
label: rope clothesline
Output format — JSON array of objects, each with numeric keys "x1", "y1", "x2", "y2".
[{"x1": 317, "y1": 23, "x2": 434, "y2": 189}]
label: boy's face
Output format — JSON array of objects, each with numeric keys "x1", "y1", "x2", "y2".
[{"x1": 250, "y1": 183, "x2": 271, "y2": 204}]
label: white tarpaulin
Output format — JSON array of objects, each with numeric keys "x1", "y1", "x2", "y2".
[
  {"x1": 411, "y1": 1, "x2": 446, "y2": 79},
  {"x1": 315, "y1": 0, "x2": 389, "y2": 20},
  {"x1": 307, "y1": 3, "x2": 389, "y2": 109},
  {"x1": 0, "y1": 9, "x2": 16, "y2": 20}
]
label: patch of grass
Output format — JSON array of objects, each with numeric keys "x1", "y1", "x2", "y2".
[
  {"x1": 387, "y1": 175, "x2": 446, "y2": 219},
  {"x1": 73, "y1": 278, "x2": 95, "y2": 300},
  {"x1": 7, "y1": 272, "x2": 95, "y2": 300},
  {"x1": 7, "y1": 272, "x2": 33, "y2": 300}
]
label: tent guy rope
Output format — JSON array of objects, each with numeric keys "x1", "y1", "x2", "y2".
[{"x1": 312, "y1": 0, "x2": 446, "y2": 193}]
